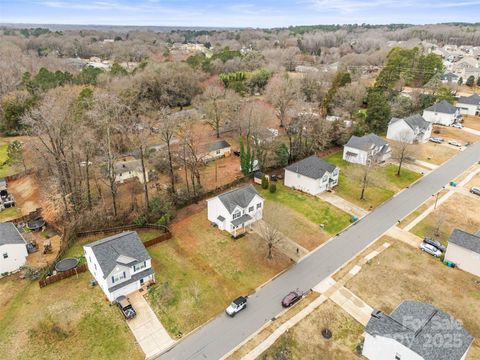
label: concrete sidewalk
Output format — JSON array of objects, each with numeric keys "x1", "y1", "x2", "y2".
[
  {"x1": 463, "y1": 127, "x2": 480, "y2": 136},
  {"x1": 318, "y1": 192, "x2": 368, "y2": 218},
  {"x1": 330, "y1": 287, "x2": 373, "y2": 326},
  {"x1": 415, "y1": 160, "x2": 438, "y2": 170},
  {"x1": 127, "y1": 291, "x2": 175, "y2": 359},
  {"x1": 386, "y1": 226, "x2": 423, "y2": 247}
]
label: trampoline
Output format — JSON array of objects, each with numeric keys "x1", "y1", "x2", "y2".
[
  {"x1": 55, "y1": 258, "x2": 79, "y2": 272},
  {"x1": 27, "y1": 218, "x2": 46, "y2": 231}
]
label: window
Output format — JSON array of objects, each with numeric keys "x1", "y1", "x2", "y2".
[
  {"x1": 94, "y1": 264, "x2": 97, "y2": 270},
  {"x1": 216, "y1": 150, "x2": 220, "y2": 154},
  {"x1": 133, "y1": 261, "x2": 147, "y2": 272},
  {"x1": 2, "y1": 253, "x2": 8, "y2": 259},
  {"x1": 233, "y1": 212, "x2": 241, "y2": 220},
  {"x1": 111, "y1": 272, "x2": 126, "y2": 284},
  {"x1": 249, "y1": 206, "x2": 254, "y2": 212},
  {"x1": 395, "y1": 354, "x2": 401, "y2": 360},
  {"x1": 256, "y1": 203, "x2": 262, "y2": 209}
]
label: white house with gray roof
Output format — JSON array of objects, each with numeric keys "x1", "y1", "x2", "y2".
[
  {"x1": 202, "y1": 139, "x2": 232, "y2": 162},
  {"x1": 343, "y1": 133, "x2": 391, "y2": 165},
  {"x1": 456, "y1": 94, "x2": 480, "y2": 116},
  {"x1": 422, "y1": 100, "x2": 460, "y2": 126},
  {"x1": 387, "y1": 115, "x2": 432, "y2": 144},
  {"x1": 207, "y1": 185, "x2": 263, "y2": 237},
  {"x1": 83, "y1": 231, "x2": 155, "y2": 301},
  {"x1": 0, "y1": 222, "x2": 28, "y2": 275},
  {"x1": 284, "y1": 155, "x2": 339, "y2": 196},
  {"x1": 445, "y1": 229, "x2": 480, "y2": 277},
  {"x1": 114, "y1": 159, "x2": 148, "y2": 184},
  {"x1": 363, "y1": 300, "x2": 473, "y2": 360}
]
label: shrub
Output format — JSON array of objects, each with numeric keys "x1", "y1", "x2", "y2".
[
  {"x1": 269, "y1": 183, "x2": 277, "y2": 193},
  {"x1": 261, "y1": 176, "x2": 269, "y2": 189},
  {"x1": 157, "y1": 214, "x2": 170, "y2": 226},
  {"x1": 133, "y1": 215, "x2": 147, "y2": 226}
]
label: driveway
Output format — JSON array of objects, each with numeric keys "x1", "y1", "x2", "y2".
[
  {"x1": 127, "y1": 291, "x2": 175, "y2": 359},
  {"x1": 318, "y1": 191, "x2": 369, "y2": 218},
  {"x1": 155, "y1": 141, "x2": 480, "y2": 360}
]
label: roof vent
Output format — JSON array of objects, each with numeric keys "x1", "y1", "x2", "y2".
[{"x1": 371, "y1": 309, "x2": 383, "y2": 318}]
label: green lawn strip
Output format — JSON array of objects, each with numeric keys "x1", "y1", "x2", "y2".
[
  {"x1": 0, "y1": 144, "x2": 11, "y2": 178},
  {"x1": 0, "y1": 207, "x2": 22, "y2": 222},
  {"x1": 325, "y1": 151, "x2": 421, "y2": 209},
  {"x1": 257, "y1": 183, "x2": 351, "y2": 234}
]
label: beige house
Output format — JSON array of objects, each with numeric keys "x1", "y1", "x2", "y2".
[
  {"x1": 445, "y1": 229, "x2": 480, "y2": 277},
  {"x1": 114, "y1": 159, "x2": 148, "y2": 184}
]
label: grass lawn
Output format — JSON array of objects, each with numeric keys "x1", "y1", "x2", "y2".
[
  {"x1": 325, "y1": 152, "x2": 422, "y2": 209},
  {"x1": 0, "y1": 144, "x2": 12, "y2": 178},
  {"x1": 257, "y1": 183, "x2": 351, "y2": 234},
  {"x1": 345, "y1": 238, "x2": 480, "y2": 359},
  {"x1": 0, "y1": 273, "x2": 143, "y2": 360},
  {"x1": 63, "y1": 228, "x2": 167, "y2": 259},
  {"x1": 411, "y1": 193, "x2": 480, "y2": 246},
  {"x1": 0, "y1": 207, "x2": 22, "y2": 222},
  {"x1": 259, "y1": 300, "x2": 364, "y2": 360},
  {"x1": 146, "y1": 210, "x2": 291, "y2": 338}
]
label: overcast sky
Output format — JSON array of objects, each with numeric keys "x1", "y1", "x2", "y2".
[{"x1": 1, "y1": 0, "x2": 480, "y2": 28}]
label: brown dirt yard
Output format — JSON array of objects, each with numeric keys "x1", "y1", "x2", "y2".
[
  {"x1": 7, "y1": 173, "x2": 42, "y2": 215},
  {"x1": 411, "y1": 192, "x2": 480, "y2": 245},
  {"x1": 413, "y1": 141, "x2": 459, "y2": 165},
  {"x1": 259, "y1": 300, "x2": 365, "y2": 360},
  {"x1": 433, "y1": 125, "x2": 480, "y2": 144},
  {"x1": 344, "y1": 238, "x2": 480, "y2": 360},
  {"x1": 462, "y1": 116, "x2": 480, "y2": 131}
]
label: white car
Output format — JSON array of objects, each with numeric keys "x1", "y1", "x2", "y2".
[
  {"x1": 448, "y1": 140, "x2": 461, "y2": 147},
  {"x1": 452, "y1": 123, "x2": 463, "y2": 129},
  {"x1": 420, "y1": 242, "x2": 442, "y2": 257}
]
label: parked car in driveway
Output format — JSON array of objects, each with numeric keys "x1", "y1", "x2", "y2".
[
  {"x1": 225, "y1": 296, "x2": 247, "y2": 317},
  {"x1": 452, "y1": 123, "x2": 463, "y2": 129},
  {"x1": 420, "y1": 242, "x2": 442, "y2": 257},
  {"x1": 281, "y1": 290, "x2": 303, "y2": 307},
  {"x1": 423, "y1": 237, "x2": 446, "y2": 252},
  {"x1": 429, "y1": 137, "x2": 444, "y2": 144},
  {"x1": 116, "y1": 296, "x2": 136, "y2": 319},
  {"x1": 470, "y1": 187, "x2": 480, "y2": 196},
  {"x1": 448, "y1": 140, "x2": 461, "y2": 147}
]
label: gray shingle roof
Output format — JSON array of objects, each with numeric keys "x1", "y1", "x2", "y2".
[
  {"x1": 114, "y1": 159, "x2": 142, "y2": 174},
  {"x1": 84, "y1": 231, "x2": 150, "y2": 279},
  {"x1": 345, "y1": 133, "x2": 388, "y2": 151},
  {"x1": 424, "y1": 100, "x2": 458, "y2": 114},
  {"x1": 403, "y1": 114, "x2": 431, "y2": 131},
  {"x1": 366, "y1": 300, "x2": 473, "y2": 360},
  {"x1": 285, "y1": 156, "x2": 337, "y2": 180},
  {"x1": 0, "y1": 178, "x2": 6, "y2": 190},
  {"x1": 448, "y1": 228, "x2": 480, "y2": 254},
  {"x1": 207, "y1": 139, "x2": 231, "y2": 152},
  {"x1": 231, "y1": 213, "x2": 252, "y2": 227},
  {"x1": 457, "y1": 94, "x2": 480, "y2": 106},
  {"x1": 441, "y1": 73, "x2": 459, "y2": 81},
  {"x1": 0, "y1": 223, "x2": 26, "y2": 246},
  {"x1": 216, "y1": 185, "x2": 260, "y2": 214}
]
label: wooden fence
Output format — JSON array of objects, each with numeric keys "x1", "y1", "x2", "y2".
[
  {"x1": 39, "y1": 263, "x2": 88, "y2": 288},
  {"x1": 143, "y1": 231, "x2": 172, "y2": 247},
  {"x1": 76, "y1": 223, "x2": 170, "y2": 238}
]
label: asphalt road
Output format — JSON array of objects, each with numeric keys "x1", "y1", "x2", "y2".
[{"x1": 156, "y1": 142, "x2": 480, "y2": 360}]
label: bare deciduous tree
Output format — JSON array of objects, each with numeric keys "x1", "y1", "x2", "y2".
[
  {"x1": 259, "y1": 221, "x2": 283, "y2": 260},
  {"x1": 266, "y1": 74, "x2": 300, "y2": 128}
]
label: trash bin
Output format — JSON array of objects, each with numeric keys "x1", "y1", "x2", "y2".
[
  {"x1": 351, "y1": 215, "x2": 358, "y2": 222},
  {"x1": 450, "y1": 181, "x2": 457, "y2": 187}
]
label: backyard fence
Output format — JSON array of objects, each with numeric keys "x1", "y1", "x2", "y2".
[
  {"x1": 4, "y1": 168, "x2": 35, "y2": 182},
  {"x1": 76, "y1": 223, "x2": 170, "y2": 238},
  {"x1": 38, "y1": 263, "x2": 88, "y2": 288}
]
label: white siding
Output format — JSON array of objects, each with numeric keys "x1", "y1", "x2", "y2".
[
  {"x1": 363, "y1": 333, "x2": 423, "y2": 360},
  {"x1": 445, "y1": 243, "x2": 480, "y2": 277},
  {"x1": 422, "y1": 110, "x2": 457, "y2": 126},
  {"x1": 115, "y1": 170, "x2": 148, "y2": 184},
  {"x1": 387, "y1": 121, "x2": 415, "y2": 143},
  {"x1": 456, "y1": 102, "x2": 479, "y2": 116},
  {"x1": 343, "y1": 146, "x2": 368, "y2": 165},
  {"x1": 0, "y1": 243, "x2": 28, "y2": 274},
  {"x1": 204, "y1": 146, "x2": 232, "y2": 162},
  {"x1": 284, "y1": 169, "x2": 339, "y2": 196}
]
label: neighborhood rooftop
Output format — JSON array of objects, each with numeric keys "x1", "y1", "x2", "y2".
[
  {"x1": 84, "y1": 231, "x2": 150, "y2": 279},
  {"x1": 215, "y1": 185, "x2": 259, "y2": 214},
  {"x1": 457, "y1": 93, "x2": 480, "y2": 105},
  {"x1": 390, "y1": 114, "x2": 430, "y2": 131},
  {"x1": 345, "y1": 133, "x2": 388, "y2": 151},
  {"x1": 0, "y1": 223, "x2": 26, "y2": 246},
  {"x1": 286, "y1": 155, "x2": 337, "y2": 180},
  {"x1": 114, "y1": 159, "x2": 142, "y2": 173},
  {"x1": 448, "y1": 228, "x2": 480, "y2": 254},
  {"x1": 424, "y1": 100, "x2": 457, "y2": 114},
  {"x1": 366, "y1": 300, "x2": 473, "y2": 360},
  {"x1": 207, "y1": 139, "x2": 231, "y2": 152}
]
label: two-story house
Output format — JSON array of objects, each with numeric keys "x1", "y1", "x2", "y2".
[
  {"x1": 207, "y1": 185, "x2": 264, "y2": 238},
  {"x1": 83, "y1": 231, "x2": 155, "y2": 302},
  {"x1": 284, "y1": 155, "x2": 339, "y2": 196},
  {"x1": 422, "y1": 100, "x2": 460, "y2": 126},
  {"x1": 387, "y1": 114, "x2": 432, "y2": 144},
  {"x1": 0, "y1": 222, "x2": 28, "y2": 275},
  {"x1": 363, "y1": 300, "x2": 473, "y2": 360},
  {"x1": 456, "y1": 94, "x2": 480, "y2": 116},
  {"x1": 343, "y1": 133, "x2": 391, "y2": 165}
]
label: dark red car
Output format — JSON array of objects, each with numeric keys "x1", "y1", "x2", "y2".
[{"x1": 281, "y1": 290, "x2": 303, "y2": 307}]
